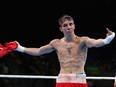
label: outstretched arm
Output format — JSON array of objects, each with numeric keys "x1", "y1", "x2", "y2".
[
  {"x1": 15, "y1": 41, "x2": 55, "y2": 56},
  {"x1": 85, "y1": 28, "x2": 115, "y2": 48}
]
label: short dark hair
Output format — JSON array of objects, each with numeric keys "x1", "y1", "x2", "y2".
[{"x1": 58, "y1": 15, "x2": 74, "y2": 26}]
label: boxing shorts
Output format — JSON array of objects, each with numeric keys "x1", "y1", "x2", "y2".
[{"x1": 56, "y1": 72, "x2": 88, "y2": 87}]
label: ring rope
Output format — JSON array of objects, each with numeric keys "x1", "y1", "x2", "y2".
[{"x1": 0, "y1": 74, "x2": 115, "y2": 80}]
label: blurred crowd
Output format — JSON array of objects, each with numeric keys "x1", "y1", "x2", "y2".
[{"x1": 0, "y1": 50, "x2": 115, "y2": 87}]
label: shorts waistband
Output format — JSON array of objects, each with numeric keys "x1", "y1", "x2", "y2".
[{"x1": 57, "y1": 72, "x2": 87, "y2": 83}]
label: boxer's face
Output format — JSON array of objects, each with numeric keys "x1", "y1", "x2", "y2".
[{"x1": 59, "y1": 20, "x2": 75, "y2": 35}]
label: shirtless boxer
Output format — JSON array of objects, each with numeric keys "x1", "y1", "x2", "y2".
[{"x1": 6, "y1": 15, "x2": 115, "y2": 87}]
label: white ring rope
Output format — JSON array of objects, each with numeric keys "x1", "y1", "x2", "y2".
[{"x1": 0, "y1": 74, "x2": 115, "y2": 80}]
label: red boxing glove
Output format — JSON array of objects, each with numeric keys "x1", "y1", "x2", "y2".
[
  {"x1": 0, "y1": 44, "x2": 12, "y2": 58},
  {"x1": 5, "y1": 41, "x2": 18, "y2": 50},
  {"x1": 0, "y1": 41, "x2": 18, "y2": 58}
]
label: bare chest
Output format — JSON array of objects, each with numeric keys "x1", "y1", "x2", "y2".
[{"x1": 56, "y1": 42, "x2": 80, "y2": 54}]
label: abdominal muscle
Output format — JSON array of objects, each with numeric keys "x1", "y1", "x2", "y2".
[
  {"x1": 57, "y1": 51, "x2": 87, "y2": 74},
  {"x1": 55, "y1": 37, "x2": 88, "y2": 74}
]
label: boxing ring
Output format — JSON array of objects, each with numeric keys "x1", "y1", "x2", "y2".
[
  {"x1": 0, "y1": 74, "x2": 115, "y2": 87},
  {"x1": 0, "y1": 74, "x2": 115, "y2": 80}
]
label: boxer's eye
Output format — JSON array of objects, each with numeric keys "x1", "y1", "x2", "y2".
[{"x1": 63, "y1": 23, "x2": 74, "y2": 27}]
